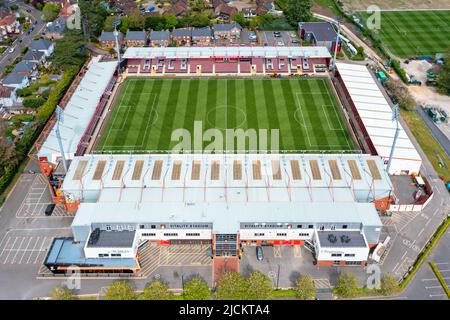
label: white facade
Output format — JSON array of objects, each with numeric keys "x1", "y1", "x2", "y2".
[{"x1": 335, "y1": 62, "x2": 422, "y2": 175}]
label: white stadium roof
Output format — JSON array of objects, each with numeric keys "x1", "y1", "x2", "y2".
[
  {"x1": 61, "y1": 153, "x2": 392, "y2": 204},
  {"x1": 123, "y1": 46, "x2": 331, "y2": 59},
  {"x1": 38, "y1": 57, "x2": 117, "y2": 164},
  {"x1": 72, "y1": 201, "x2": 381, "y2": 234},
  {"x1": 335, "y1": 62, "x2": 422, "y2": 175}
]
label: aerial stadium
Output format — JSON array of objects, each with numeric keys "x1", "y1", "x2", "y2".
[{"x1": 31, "y1": 44, "x2": 422, "y2": 275}]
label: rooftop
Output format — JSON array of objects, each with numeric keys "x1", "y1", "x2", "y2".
[
  {"x1": 316, "y1": 230, "x2": 367, "y2": 248},
  {"x1": 2, "y1": 72, "x2": 27, "y2": 85},
  {"x1": 45, "y1": 238, "x2": 139, "y2": 268},
  {"x1": 37, "y1": 57, "x2": 118, "y2": 163},
  {"x1": 298, "y1": 22, "x2": 338, "y2": 42},
  {"x1": 123, "y1": 46, "x2": 331, "y2": 59},
  {"x1": 150, "y1": 30, "x2": 170, "y2": 40},
  {"x1": 31, "y1": 39, "x2": 53, "y2": 51},
  {"x1": 213, "y1": 22, "x2": 242, "y2": 31},
  {"x1": 125, "y1": 30, "x2": 146, "y2": 41},
  {"x1": 61, "y1": 153, "x2": 392, "y2": 204},
  {"x1": 86, "y1": 229, "x2": 136, "y2": 248},
  {"x1": 73, "y1": 201, "x2": 382, "y2": 234},
  {"x1": 335, "y1": 62, "x2": 422, "y2": 174}
]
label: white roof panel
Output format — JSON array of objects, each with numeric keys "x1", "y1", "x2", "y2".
[{"x1": 336, "y1": 62, "x2": 422, "y2": 174}]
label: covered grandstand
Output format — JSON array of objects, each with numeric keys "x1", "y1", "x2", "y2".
[
  {"x1": 36, "y1": 57, "x2": 118, "y2": 169},
  {"x1": 123, "y1": 46, "x2": 331, "y2": 74},
  {"x1": 43, "y1": 153, "x2": 391, "y2": 271},
  {"x1": 334, "y1": 62, "x2": 422, "y2": 175}
]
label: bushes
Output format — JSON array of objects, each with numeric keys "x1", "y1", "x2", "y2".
[
  {"x1": 23, "y1": 97, "x2": 46, "y2": 109},
  {"x1": 36, "y1": 68, "x2": 78, "y2": 122},
  {"x1": 104, "y1": 281, "x2": 136, "y2": 300},
  {"x1": 429, "y1": 262, "x2": 450, "y2": 299},
  {"x1": 391, "y1": 60, "x2": 409, "y2": 83},
  {"x1": 295, "y1": 275, "x2": 316, "y2": 300},
  {"x1": 183, "y1": 276, "x2": 211, "y2": 300},
  {"x1": 142, "y1": 280, "x2": 171, "y2": 300}
]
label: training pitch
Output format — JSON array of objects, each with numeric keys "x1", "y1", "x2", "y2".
[
  {"x1": 359, "y1": 10, "x2": 450, "y2": 58},
  {"x1": 96, "y1": 78, "x2": 356, "y2": 153}
]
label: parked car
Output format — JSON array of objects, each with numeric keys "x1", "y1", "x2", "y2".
[
  {"x1": 273, "y1": 31, "x2": 281, "y2": 38},
  {"x1": 45, "y1": 204, "x2": 56, "y2": 216},
  {"x1": 256, "y1": 246, "x2": 264, "y2": 261}
]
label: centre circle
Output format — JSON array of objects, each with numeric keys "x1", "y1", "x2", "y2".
[{"x1": 206, "y1": 105, "x2": 247, "y2": 130}]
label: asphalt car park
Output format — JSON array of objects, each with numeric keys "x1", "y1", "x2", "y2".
[
  {"x1": 16, "y1": 174, "x2": 70, "y2": 218},
  {"x1": 259, "y1": 31, "x2": 300, "y2": 47}
]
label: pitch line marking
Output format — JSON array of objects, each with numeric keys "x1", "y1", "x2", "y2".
[{"x1": 102, "y1": 93, "x2": 158, "y2": 150}]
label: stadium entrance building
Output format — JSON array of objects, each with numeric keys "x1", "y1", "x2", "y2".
[
  {"x1": 123, "y1": 46, "x2": 331, "y2": 75},
  {"x1": 44, "y1": 153, "x2": 392, "y2": 273}
]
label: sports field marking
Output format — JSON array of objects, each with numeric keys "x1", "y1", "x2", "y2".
[{"x1": 101, "y1": 93, "x2": 158, "y2": 150}]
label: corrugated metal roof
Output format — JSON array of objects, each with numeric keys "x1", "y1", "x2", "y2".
[
  {"x1": 72, "y1": 201, "x2": 382, "y2": 234},
  {"x1": 336, "y1": 62, "x2": 422, "y2": 174},
  {"x1": 61, "y1": 153, "x2": 392, "y2": 203},
  {"x1": 123, "y1": 46, "x2": 331, "y2": 59},
  {"x1": 37, "y1": 57, "x2": 118, "y2": 163}
]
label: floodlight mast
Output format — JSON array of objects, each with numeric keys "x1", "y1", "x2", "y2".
[
  {"x1": 386, "y1": 104, "x2": 400, "y2": 174},
  {"x1": 55, "y1": 106, "x2": 68, "y2": 173},
  {"x1": 113, "y1": 18, "x2": 121, "y2": 74},
  {"x1": 330, "y1": 20, "x2": 341, "y2": 72}
]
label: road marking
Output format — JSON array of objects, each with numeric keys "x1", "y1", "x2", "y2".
[
  {"x1": 425, "y1": 219, "x2": 431, "y2": 226},
  {"x1": 18, "y1": 237, "x2": 34, "y2": 264},
  {"x1": 430, "y1": 294, "x2": 445, "y2": 297},
  {"x1": 27, "y1": 236, "x2": 40, "y2": 264},
  {"x1": 401, "y1": 251, "x2": 408, "y2": 259},
  {"x1": 3, "y1": 237, "x2": 18, "y2": 264},
  {"x1": 417, "y1": 228, "x2": 424, "y2": 237},
  {"x1": 425, "y1": 285, "x2": 442, "y2": 289}
]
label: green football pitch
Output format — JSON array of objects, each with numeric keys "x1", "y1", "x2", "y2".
[
  {"x1": 359, "y1": 10, "x2": 450, "y2": 58},
  {"x1": 96, "y1": 78, "x2": 356, "y2": 153}
]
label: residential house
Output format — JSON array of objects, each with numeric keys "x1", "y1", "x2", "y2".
[
  {"x1": 125, "y1": 30, "x2": 147, "y2": 47},
  {"x1": 115, "y1": 0, "x2": 139, "y2": 16},
  {"x1": 214, "y1": 2, "x2": 238, "y2": 21},
  {"x1": 191, "y1": 27, "x2": 212, "y2": 45},
  {"x1": 150, "y1": 30, "x2": 170, "y2": 47},
  {"x1": 0, "y1": 15, "x2": 20, "y2": 37},
  {"x1": 23, "y1": 50, "x2": 46, "y2": 64},
  {"x1": 298, "y1": 22, "x2": 339, "y2": 52},
  {"x1": 2, "y1": 73, "x2": 30, "y2": 89},
  {"x1": 242, "y1": 7, "x2": 256, "y2": 19},
  {"x1": 0, "y1": 85, "x2": 17, "y2": 107},
  {"x1": 12, "y1": 61, "x2": 38, "y2": 76},
  {"x1": 166, "y1": 0, "x2": 189, "y2": 18},
  {"x1": 255, "y1": 0, "x2": 274, "y2": 15},
  {"x1": 31, "y1": 39, "x2": 55, "y2": 57},
  {"x1": 45, "y1": 16, "x2": 66, "y2": 40},
  {"x1": 0, "y1": 7, "x2": 10, "y2": 20},
  {"x1": 172, "y1": 28, "x2": 192, "y2": 46},
  {"x1": 60, "y1": 0, "x2": 79, "y2": 17},
  {"x1": 213, "y1": 22, "x2": 242, "y2": 39},
  {"x1": 99, "y1": 31, "x2": 123, "y2": 48}
]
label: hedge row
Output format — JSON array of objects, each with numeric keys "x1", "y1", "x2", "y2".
[
  {"x1": 429, "y1": 262, "x2": 450, "y2": 299},
  {"x1": 391, "y1": 60, "x2": 409, "y2": 84},
  {"x1": 400, "y1": 218, "x2": 450, "y2": 289},
  {"x1": 0, "y1": 66, "x2": 81, "y2": 200}
]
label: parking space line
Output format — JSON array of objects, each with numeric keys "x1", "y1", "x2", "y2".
[
  {"x1": 34, "y1": 237, "x2": 49, "y2": 264},
  {"x1": 18, "y1": 237, "x2": 34, "y2": 264},
  {"x1": 0, "y1": 237, "x2": 13, "y2": 262},
  {"x1": 11, "y1": 237, "x2": 26, "y2": 264},
  {"x1": 3, "y1": 237, "x2": 18, "y2": 264},
  {"x1": 27, "y1": 236, "x2": 40, "y2": 264}
]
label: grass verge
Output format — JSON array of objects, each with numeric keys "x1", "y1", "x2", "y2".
[
  {"x1": 400, "y1": 109, "x2": 450, "y2": 182},
  {"x1": 429, "y1": 262, "x2": 450, "y2": 299}
]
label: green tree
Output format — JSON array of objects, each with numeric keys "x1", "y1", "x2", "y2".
[
  {"x1": 42, "y1": 2, "x2": 60, "y2": 22},
  {"x1": 50, "y1": 285, "x2": 75, "y2": 300},
  {"x1": 285, "y1": 0, "x2": 312, "y2": 26},
  {"x1": 9, "y1": 4, "x2": 19, "y2": 11},
  {"x1": 233, "y1": 12, "x2": 249, "y2": 28},
  {"x1": 335, "y1": 271, "x2": 359, "y2": 298},
  {"x1": 165, "y1": 14, "x2": 178, "y2": 30},
  {"x1": 23, "y1": 97, "x2": 46, "y2": 109},
  {"x1": 103, "y1": 16, "x2": 116, "y2": 32},
  {"x1": 380, "y1": 273, "x2": 400, "y2": 296},
  {"x1": 183, "y1": 276, "x2": 211, "y2": 300},
  {"x1": 437, "y1": 48, "x2": 450, "y2": 96},
  {"x1": 104, "y1": 281, "x2": 136, "y2": 300},
  {"x1": 51, "y1": 30, "x2": 87, "y2": 70},
  {"x1": 216, "y1": 271, "x2": 248, "y2": 300},
  {"x1": 0, "y1": 138, "x2": 18, "y2": 168},
  {"x1": 145, "y1": 15, "x2": 166, "y2": 31},
  {"x1": 295, "y1": 275, "x2": 316, "y2": 300},
  {"x1": 78, "y1": 0, "x2": 108, "y2": 38},
  {"x1": 142, "y1": 279, "x2": 172, "y2": 300},
  {"x1": 245, "y1": 271, "x2": 273, "y2": 300}
]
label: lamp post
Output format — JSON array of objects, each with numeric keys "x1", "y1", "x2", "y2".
[
  {"x1": 55, "y1": 106, "x2": 68, "y2": 173},
  {"x1": 113, "y1": 17, "x2": 121, "y2": 74},
  {"x1": 386, "y1": 104, "x2": 400, "y2": 174}
]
